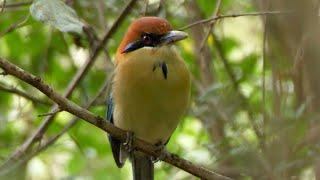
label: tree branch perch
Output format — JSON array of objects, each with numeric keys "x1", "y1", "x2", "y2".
[
  {"x1": 0, "y1": 58, "x2": 233, "y2": 180},
  {"x1": 1, "y1": 0, "x2": 138, "y2": 169}
]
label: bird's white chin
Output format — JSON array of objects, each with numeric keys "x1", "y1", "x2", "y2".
[{"x1": 139, "y1": 45, "x2": 176, "y2": 52}]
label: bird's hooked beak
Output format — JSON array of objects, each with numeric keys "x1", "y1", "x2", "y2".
[{"x1": 159, "y1": 30, "x2": 188, "y2": 45}]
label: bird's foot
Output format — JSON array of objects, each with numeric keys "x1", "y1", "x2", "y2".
[
  {"x1": 123, "y1": 131, "x2": 135, "y2": 153},
  {"x1": 151, "y1": 141, "x2": 168, "y2": 163}
]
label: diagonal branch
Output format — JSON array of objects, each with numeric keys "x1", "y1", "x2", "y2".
[
  {"x1": 1, "y1": 0, "x2": 6, "y2": 12},
  {"x1": 0, "y1": 82, "x2": 52, "y2": 106},
  {"x1": 199, "y1": 0, "x2": 222, "y2": 52},
  {"x1": 1, "y1": 0, "x2": 138, "y2": 169},
  {"x1": 0, "y1": 76, "x2": 111, "y2": 176},
  {"x1": 0, "y1": 15, "x2": 30, "y2": 38},
  {"x1": 0, "y1": 1, "x2": 32, "y2": 9},
  {"x1": 0, "y1": 57, "x2": 233, "y2": 180},
  {"x1": 212, "y1": 35, "x2": 265, "y2": 146}
]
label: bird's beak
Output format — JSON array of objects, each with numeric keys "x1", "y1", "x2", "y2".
[
  {"x1": 159, "y1": 30, "x2": 188, "y2": 45},
  {"x1": 122, "y1": 40, "x2": 144, "y2": 54}
]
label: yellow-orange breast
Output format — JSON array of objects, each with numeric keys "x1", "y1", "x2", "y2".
[{"x1": 112, "y1": 46, "x2": 190, "y2": 144}]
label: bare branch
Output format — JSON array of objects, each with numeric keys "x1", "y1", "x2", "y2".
[
  {"x1": 38, "y1": 109, "x2": 61, "y2": 117},
  {"x1": 179, "y1": 11, "x2": 292, "y2": 30},
  {"x1": 1, "y1": 0, "x2": 6, "y2": 12},
  {"x1": 143, "y1": 0, "x2": 148, "y2": 15},
  {"x1": 262, "y1": 6, "x2": 268, "y2": 135},
  {"x1": 212, "y1": 35, "x2": 265, "y2": 146},
  {"x1": 0, "y1": 15, "x2": 30, "y2": 38},
  {"x1": 0, "y1": 1, "x2": 32, "y2": 9},
  {"x1": 0, "y1": 75, "x2": 112, "y2": 176},
  {"x1": 0, "y1": 82, "x2": 52, "y2": 106},
  {"x1": 0, "y1": 57, "x2": 233, "y2": 180},
  {"x1": 199, "y1": 0, "x2": 222, "y2": 52},
  {"x1": 1, "y1": 0, "x2": 138, "y2": 169}
]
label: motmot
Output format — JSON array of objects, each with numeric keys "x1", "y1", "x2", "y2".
[{"x1": 107, "y1": 16, "x2": 190, "y2": 180}]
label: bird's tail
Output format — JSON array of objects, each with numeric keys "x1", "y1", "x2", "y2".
[{"x1": 132, "y1": 152, "x2": 154, "y2": 180}]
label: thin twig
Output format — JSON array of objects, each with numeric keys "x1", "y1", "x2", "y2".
[
  {"x1": 212, "y1": 34, "x2": 264, "y2": 143},
  {"x1": 38, "y1": 109, "x2": 62, "y2": 117},
  {"x1": 0, "y1": 1, "x2": 32, "y2": 9},
  {"x1": 212, "y1": 36, "x2": 239, "y2": 89},
  {"x1": 1, "y1": 0, "x2": 6, "y2": 12},
  {"x1": 199, "y1": 0, "x2": 222, "y2": 52},
  {"x1": 262, "y1": 8, "x2": 268, "y2": 131},
  {"x1": 1, "y1": 74, "x2": 112, "y2": 175},
  {"x1": 143, "y1": 0, "x2": 148, "y2": 15},
  {"x1": 179, "y1": 11, "x2": 292, "y2": 30},
  {"x1": 0, "y1": 15, "x2": 30, "y2": 38},
  {"x1": 0, "y1": 57, "x2": 233, "y2": 180},
  {"x1": 0, "y1": 0, "x2": 138, "y2": 169},
  {"x1": 0, "y1": 82, "x2": 52, "y2": 106}
]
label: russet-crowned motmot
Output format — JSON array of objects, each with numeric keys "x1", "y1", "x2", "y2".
[{"x1": 107, "y1": 16, "x2": 190, "y2": 180}]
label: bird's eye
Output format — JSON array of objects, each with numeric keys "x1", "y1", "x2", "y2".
[{"x1": 142, "y1": 34, "x2": 153, "y2": 45}]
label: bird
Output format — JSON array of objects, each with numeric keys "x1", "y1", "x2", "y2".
[{"x1": 107, "y1": 16, "x2": 191, "y2": 180}]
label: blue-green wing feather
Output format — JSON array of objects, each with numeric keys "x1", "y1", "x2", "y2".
[{"x1": 107, "y1": 94, "x2": 124, "y2": 168}]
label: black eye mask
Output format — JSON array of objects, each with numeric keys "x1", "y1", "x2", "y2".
[{"x1": 122, "y1": 33, "x2": 163, "y2": 53}]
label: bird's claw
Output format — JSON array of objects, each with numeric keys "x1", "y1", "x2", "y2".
[
  {"x1": 123, "y1": 131, "x2": 135, "y2": 153},
  {"x1": 151, "y1": 141, "x2": 167, "y2": 163}
]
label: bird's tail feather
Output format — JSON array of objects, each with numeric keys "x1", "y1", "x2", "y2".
[{"x1": 132, "y1": 152, "x2": 154, "y2": 180}]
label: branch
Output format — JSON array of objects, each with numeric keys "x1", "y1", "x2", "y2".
[
  {"x1": 0, "y1": 82, "x2": 52, "y2": 106},
  {"x1": 0, "y1": 1, "x2": 32, "y2": 9},
  {"x1": 0, "y1": 58, "x2": 233, "y2": 180},
  {"x1": 261, "y1": 7, "x2": 268, "y2": 145},
  {"x1": 1, "y1": 0, "x2": 138, "y2": 168},
  {"x1": 0, "y1": 15, "x2": 30, "y2": 38},
  {"x1": 0, "y1": 77, "x2": 111, "y2": 176},
  {"x1": 179, "y1": 11, "x2": 292, "y2": 30},
  {"x1": 211, "y1": 35, "x2": 265, "y2": 145},
  {"x1": 1, "y1": 0, "x2": 6, "y2": 12},
  {"x1": 199, "y1": 0, "x2": 222, "y2": 52}
]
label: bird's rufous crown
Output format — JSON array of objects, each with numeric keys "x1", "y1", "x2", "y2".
[{"x1": 117, "y1": 16, "x2": 173, "y2": 56}]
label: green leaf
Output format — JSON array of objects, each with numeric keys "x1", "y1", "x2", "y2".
[
  {"x1": 30, "y1": 0, "x2": 85, "y2": 34},
  {"x1": 67, "y1": 151, "x2": 87, "y2": 174}
]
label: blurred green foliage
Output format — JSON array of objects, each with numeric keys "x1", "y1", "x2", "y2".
[{"x1": 0, "y1": 0, "x2": 316, "y2": 180}]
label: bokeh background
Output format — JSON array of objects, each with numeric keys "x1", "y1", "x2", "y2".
[{"x1": 0, "y1": 0, "x2": 319, "y2": 179}]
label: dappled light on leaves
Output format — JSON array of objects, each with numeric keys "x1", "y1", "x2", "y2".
[{"x1": 0, "y1": 0, "x2": 319, "y2": 179}]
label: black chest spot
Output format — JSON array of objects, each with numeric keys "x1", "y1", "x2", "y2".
[{"x1": 153, "y1": 61, "x2": 168, "y2": 80}]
